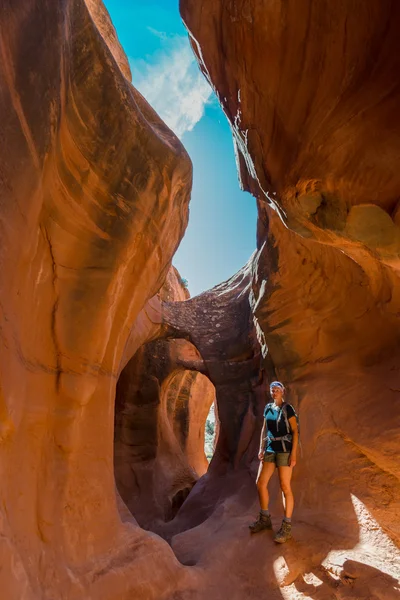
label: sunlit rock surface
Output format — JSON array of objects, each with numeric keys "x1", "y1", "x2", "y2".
[
  {"x1": 2, "y1": 0, "x2": 400, "y2": 598},
  {"x1": 181, "y1": 0, "x2": 400, "y2": 267},
  {"x1": 0, "y1": 0, "x2": 193, "y2": 598},
  {"x1": 176, "y1": 0, "x2": 400, "y2": 596}
]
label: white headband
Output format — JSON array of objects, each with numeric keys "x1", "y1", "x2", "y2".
[{"x1": 270, "y1": 381, "x2": 285, "y2": 392}]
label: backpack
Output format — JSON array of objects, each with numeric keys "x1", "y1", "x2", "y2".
[{"x1": 264, "y1": 402, "x2": 302, "y2": 455}]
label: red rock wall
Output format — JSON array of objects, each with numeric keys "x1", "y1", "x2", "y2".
[
  {"x1": 115, "y1": 270, "x2": 216, "y2": 529},
  {"x1": 180, "y1": 0, "x2": 400, "y2": 544},
  {"x1": 158, "y1": 263, "x2": 267, "y2": 536},
  {"x1": 253, "y1": 206, "x2": 400, "y2": 537},
  {"x1": 2, "y1": 0, "x2": 400, "y2": 597},
  {"x1": 172, "y1": 0, "x2": 400, "y2": 593},
  {"x1": 114, "y1": 261, "x2": 266, "y2": 543},
  {"x1": 0, "y1": 1, "x2": 192, "y2": 597},
  {"x1": 115, "y1": 353, "x2": 215, "y2": 525},
  {"x1": 180, "y1": 0, "x2": 400, "y2": 265}
]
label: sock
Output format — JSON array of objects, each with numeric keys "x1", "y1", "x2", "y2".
[
  {"x1": 283, "y1": 517, "x2": 291, "y2": 523},
  {"x1": 261, "y1": 509, "x2": 270, "y2": 517}
]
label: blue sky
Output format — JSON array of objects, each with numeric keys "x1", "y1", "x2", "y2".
[{"x1": 103, "y1": 0, "x2": 257, "y2": 296}]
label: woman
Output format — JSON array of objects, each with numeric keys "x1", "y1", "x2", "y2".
[{"x1": 249, "y1": 380, "x2": 298, "y2": 543}]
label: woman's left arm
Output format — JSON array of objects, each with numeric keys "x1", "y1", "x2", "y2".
[{"x1": 288, "y1": 416, "x2": 298, "y2": 468}]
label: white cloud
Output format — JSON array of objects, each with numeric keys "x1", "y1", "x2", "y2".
[
  {"x1": 146, "y1": 27, "x2": 168, "y2": 41},
  {"x1": 130, "y1": 37, "x2": 214, "y2": 138}
]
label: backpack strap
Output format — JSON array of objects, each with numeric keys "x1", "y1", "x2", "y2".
[
  {"x1": 267, "y1": 433, "x2": 292, "y2": 452},
  {"x1": 280, "y1": 403, "x2": 291, "y2": 434},
  {"x1": 264, "y1": 403, "x2": 292, "y2": 451},
  {"x1": 263, "y1": 402, "x2": 274, "y2": 418},
  {"x1": 280, "y1": 403, "x2": 303, "y2": 455}
]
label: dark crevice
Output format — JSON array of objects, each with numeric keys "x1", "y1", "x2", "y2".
[
  {"x1": 40, "y1": 223, "x2": 62, "y2": 391},
  {"x1": 165, "y1": 484, "x2": 195, "y2": 522}
]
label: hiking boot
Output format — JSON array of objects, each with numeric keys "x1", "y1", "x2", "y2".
[
  {"x1": 274, "y1": 520, "x2": 292, "y2": 543},
  {"x1": 249, "y1": 512, "x2": 272, "y2": 533}
]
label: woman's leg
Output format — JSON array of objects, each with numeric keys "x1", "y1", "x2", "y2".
[
  {"x1": 256, "y1": 460, "x2": 276, "y2": 510},
  {"x1": 277, "y1": 465, "x2": 294, "y2": 518}
]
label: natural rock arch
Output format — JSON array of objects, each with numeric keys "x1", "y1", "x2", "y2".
[{"x1": 114, "y1": 336, "x2": 216, "y2": 528}]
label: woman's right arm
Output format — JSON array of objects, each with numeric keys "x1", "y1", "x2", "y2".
[{"x1": 258, "y1": 420, "x2": 266, "y2": 460}]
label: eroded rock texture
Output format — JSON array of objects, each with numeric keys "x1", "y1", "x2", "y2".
[
  {"x1": 171, "y1": 0, "x2": 400, "y2": 596},
  {"x1": 115, "y1": 268, "x2": 216, "y2": 528},
  {"x1": 159, "y1": 263, "x2": 266, "y2": 534},
  {"x1": 2, "y1": 0, "x2": 400, "y2": 598},
  {"x1": 0, "y1": 1, "x2": 193, "y2": 598},
  {"x1": 181, "y1": 0, "x2": 400, "y2": 267},
  {"x1": 114, "y1": 262, "x2": 267, "y2": 538}
]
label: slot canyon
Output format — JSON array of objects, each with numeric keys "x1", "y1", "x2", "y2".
[{"x1": 0, "y1": 0, "x2": 399, "y2": 598}]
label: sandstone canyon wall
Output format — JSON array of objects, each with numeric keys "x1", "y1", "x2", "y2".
[
  {"x1": 0, "y1": 1, "x2": 195, "y2": 598},
  {"x1": 115, "y1": 268, "x2": 217, "y2": 529},
  {"x1": 173, "y1": 0, "x2": 400, "y2": 594},
  {"x1": 1, "y1": 0, "x2": 400, "y2": 599}
]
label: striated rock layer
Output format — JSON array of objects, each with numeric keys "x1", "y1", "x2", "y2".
[
  {"x1": 2, "y1": 0, "x2": 400, "y2": 598},
  {"x1": 181, "y1": 0, "x2": 400, "y2": 267},
  {"x1": 0, "y1": 0, "x2": 194, "y2": 598},
  {"x1": 114, "y1": 261, "x2": 266, "y2": 540},
  {"x1": 115, "y1": 268, "x2": 216, "y2": 529},
  {"x1": 172, "y1": 0, "x2": 400, "y2": 596}
]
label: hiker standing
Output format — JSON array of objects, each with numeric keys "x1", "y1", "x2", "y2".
[{"x1": 249, "y1": 381, "x2": 299, "y2": 543}]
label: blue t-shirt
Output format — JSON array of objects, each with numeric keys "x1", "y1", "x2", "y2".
[{"x1": 263, "y1": 402, "x2": 296, "y2": 453}]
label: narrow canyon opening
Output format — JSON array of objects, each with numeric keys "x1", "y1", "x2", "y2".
[
  {"x1": 114, "y1": 332, "x2": 218, "y2": 531},
  {"x1": 205, "y1": 402, "x2": 217, "y2": 462}
]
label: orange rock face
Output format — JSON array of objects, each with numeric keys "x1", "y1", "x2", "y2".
[
  {"x1": 2, "y1": 0, "x2": 400, "y2": 598},
  {"x1": 253, "y1": 206, "x2": 400, "y2": 532},
  {"x1": 175, "y1": 0, "x2": 400, "y2": 595},
  {"x1": 0, "y1": 0, "x2": 193, "y2": 598},
  {"x1": 181, "y1": 0, "x2": 400, "y2": 267},
  {"x1": 115, "y1": 269, "x2": 216, "y2": 529}
]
